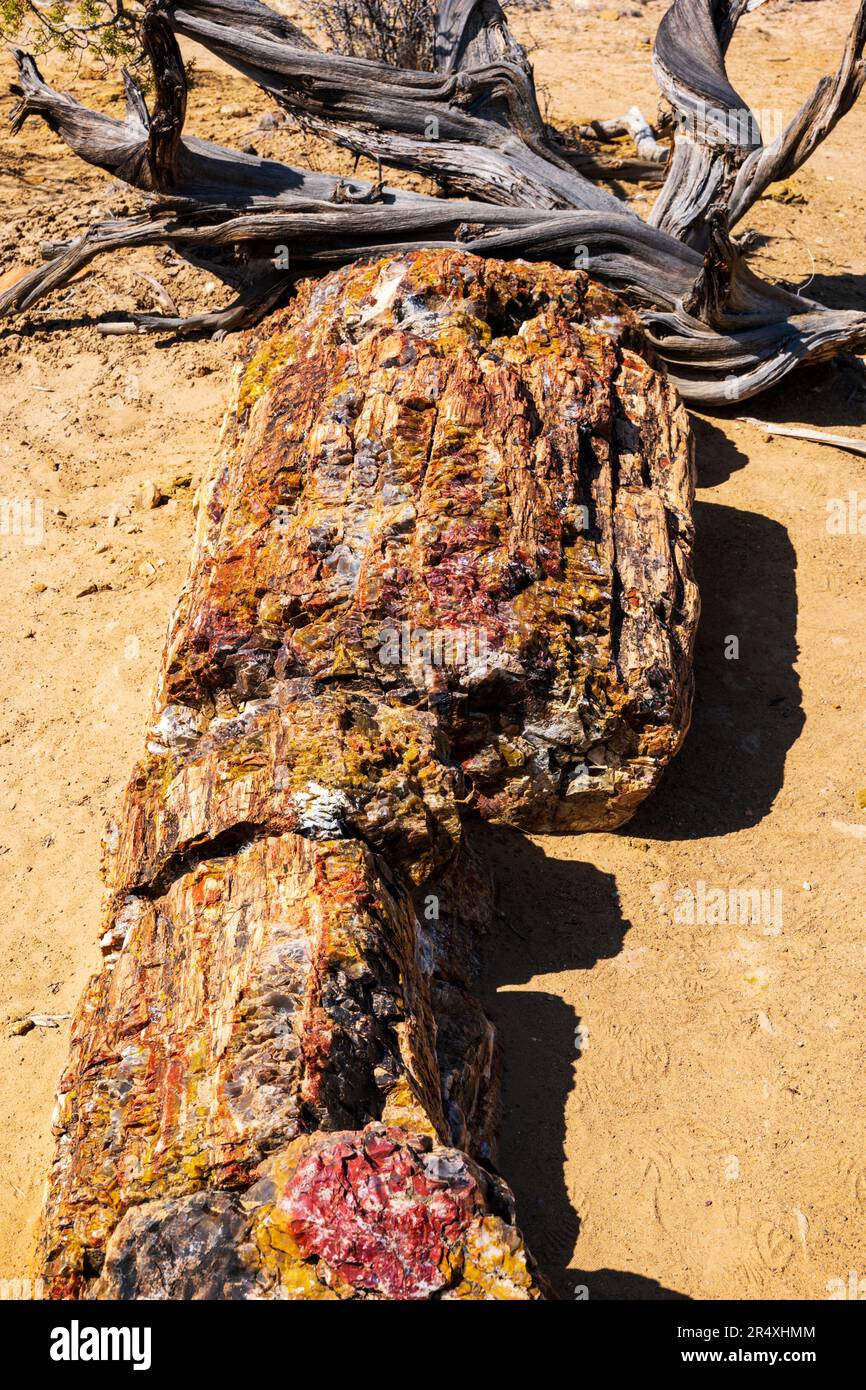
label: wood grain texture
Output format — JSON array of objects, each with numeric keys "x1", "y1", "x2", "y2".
[
  {"x1": 3, "y1": 0, "x2": 865, "y2": 404},
  {"x1": 38, "y1": 251, "x2": 697, "y2": 1299}
]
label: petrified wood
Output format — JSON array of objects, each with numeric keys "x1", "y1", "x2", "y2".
[{"x1": 39, "y1": 249, "x2": 697, "y2": 1299}]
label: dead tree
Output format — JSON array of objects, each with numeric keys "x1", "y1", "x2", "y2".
[
  {"x1": 2, "y1": 0, "x2": 865, "y2": 404},
  {"x1": 39, "y1": 249, "x2": 697, "y2": 1300}
]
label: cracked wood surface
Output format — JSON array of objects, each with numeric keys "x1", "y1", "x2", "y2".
[
  {"x1": 3, "y1": 0, "x2": 864, "y2": 404},
  {"x1": 38, "y1": 250, "x2": 697, "y2": 1299}
]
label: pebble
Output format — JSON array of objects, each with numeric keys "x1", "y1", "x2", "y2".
[{"x1": 139, "y1": 480, "x2": 164, "y2": 510}]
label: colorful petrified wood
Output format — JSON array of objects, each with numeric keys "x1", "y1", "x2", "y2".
[{"x1": 39, "y1": 250, "x2": 698, "y2": 1299}]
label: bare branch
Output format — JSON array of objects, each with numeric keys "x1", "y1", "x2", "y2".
[
  {"x1": 141, "y1": 5, "x2": 187, "y2": 187},
  {"x1": 167, "y1": 0, "x2": 625, "y2": 209},
  {"x1": 729, "y1": 0, "x2": 866, "y2": 223},
  {"x1": 650, "y1": 0, "x2": 866, "y2": 246},
  {"x1": 3, "y1": 0, "x2": 866, "y2": 408}
]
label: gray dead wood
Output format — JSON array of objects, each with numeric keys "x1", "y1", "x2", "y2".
[{"x1": 3, "y1": 0, "x2": 865, "y2": 407}]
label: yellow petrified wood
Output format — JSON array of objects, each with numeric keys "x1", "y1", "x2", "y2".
[{"x1": 39, "y1": 250, "x2": 697, "y2": 1300}]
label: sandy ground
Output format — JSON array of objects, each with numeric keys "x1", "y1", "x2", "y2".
[{"x1": 0, "y1": 0, "x2": 864, "y2": 1301}]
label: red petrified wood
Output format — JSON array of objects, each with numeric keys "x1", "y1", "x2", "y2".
[{"x1": 39, "y1": 250, "x2": 698, "y2": 1299}]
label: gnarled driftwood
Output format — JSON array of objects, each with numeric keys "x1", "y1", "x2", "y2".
[{"x1": 2, "y1": 0, "x2": 865, "y2": 405}]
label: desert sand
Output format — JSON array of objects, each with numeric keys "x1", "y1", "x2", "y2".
[{"x1": 0, "y1": 0, "x2": 864, "y2": 1300}]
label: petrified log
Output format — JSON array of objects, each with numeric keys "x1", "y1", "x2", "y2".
[{"x1": 39, "y1": 249, "x2": 697, "y2": 1300}]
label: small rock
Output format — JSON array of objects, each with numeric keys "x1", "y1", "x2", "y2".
[
  {"x1": 138, "y1": 480, "x2": 165, "y2": 510},
  {"x1": 219, "y1": 103, "x2": 250, "y2": 118},
  {"x1": 138, "y1": 560, "x2": 156, "y2": 577},
  {"x1": 32, "y1": 581, "x2": 48, "y2": 594},
  {"x1": 258, "y1": 592, "x2": 284, "y2": 624},
  {"x1": 768, "y1": 179, "x2": 806, "y2": 205},
  {"x1": 9, "y1": 1011, "x2": 70, "y2": 1036}
]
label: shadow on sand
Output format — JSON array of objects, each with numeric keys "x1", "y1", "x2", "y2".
[
  {"x1": 475, "y1": 826, "x2": 689, "y2": 1299},
  {"x1": 629, "y1": 488, "x2": 803, "y2": 841},
  {"x1": 476, "y1": 450, "x2": 804, "y2": 1296}
]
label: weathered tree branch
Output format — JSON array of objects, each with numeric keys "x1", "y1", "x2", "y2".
[
  {"x1": 140, "y1": 4, "x2": 188, "y2": 187},
  {"x1": 167, "y1": 0, "x2": 623, "y2": 209},
  {"x1": 3, "y1": 0, "x2": 865, "y2": 406},
  {"x1": 728, "y1": 0, "x2": 866, "y2": 224},
  {"x1": 651, "y1": 0, "x2": 866, "y2": 247}
]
